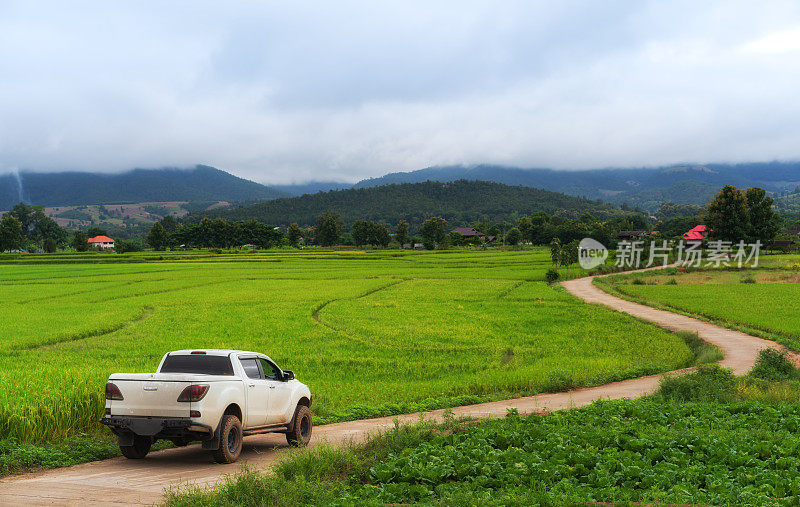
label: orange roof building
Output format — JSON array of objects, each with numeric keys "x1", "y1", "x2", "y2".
[{"x1": 87, "y1": 235, "x2": 115, "y2": 248}]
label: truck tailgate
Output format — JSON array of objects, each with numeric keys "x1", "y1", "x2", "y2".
[{"x1": 110, "y1": 378, "x2": 193, "y2": 417}]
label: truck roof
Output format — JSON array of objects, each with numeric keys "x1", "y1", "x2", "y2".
[{"x1": 167, "y1": 349, "x2": 270, "y2": 359}]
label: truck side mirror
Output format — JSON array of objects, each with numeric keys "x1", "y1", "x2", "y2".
[{"x1": 283, "y1": 370, "x2": 295, "y2": 381}]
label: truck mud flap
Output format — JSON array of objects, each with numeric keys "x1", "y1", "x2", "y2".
[{"x1": 201, "y1": 420, "x2": 222, "y2": 451}]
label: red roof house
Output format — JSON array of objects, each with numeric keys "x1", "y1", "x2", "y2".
[
  {"x1": 87, "y1": 235, "x2": 115, "y2": 249},
  {"x1": 683, "y1": 225, "x2": 709, "y2": 241}
]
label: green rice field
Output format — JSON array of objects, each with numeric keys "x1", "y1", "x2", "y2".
[
  {"x1": 600, "y1": 265, "x2": 800, "y2": 350},
  {"x1": 0, "y1": 249, "x2": 693, "y2": 443}
]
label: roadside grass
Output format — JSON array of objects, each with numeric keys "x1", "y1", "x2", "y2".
[
  {"x1": 163, "y1": 415, "x2": 462, "y2": 507},
  {"x1": 678, "y1": 330, "x2": 723, "y2": 365},
  {"x1": 0, "y1": 249, "x2": 693, "y2": 446},
  {"x1": 0, "y1": 431, "x2": 173, "y2": 477},
  {"x1": 594, "y1": 266, "x2": 800, "y2": 351},
  {"x1": 164, "y1": 353, "x2": 800, "y2": 506}
]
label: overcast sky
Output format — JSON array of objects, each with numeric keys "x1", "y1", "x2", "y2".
[{"x1": 2, "y1": 1, "x2": 800, "y2": 184}]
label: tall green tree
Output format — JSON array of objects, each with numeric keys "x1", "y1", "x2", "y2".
[
  {"x1": 160, "y1": 215, "x2": 178, "y2": 234},
  {"x1": 315, "y1": 211, "x2": 343, "y2": 246},
  {"x1": 159, "y1": 215, "x2": 179, "y2": 248},
  {"x1": 352, "y1": 220, "x2": 390, "y2": 247},
  {"x1": 745, "y1": 187, "x2": 780, "y2": 243},
  {"x1": 0, "y1": 214, "x2": 24, "y2": 252},
  {"x1": 8, "y1": 203, "x2": 67, "y2": 247},
  {"x1": 420, "y1": 217, "x2": 447, "y2": 250},
  {"x1": 706, "y1": 185, "x2": 749, "y2": 242},
  {"x1": 369, "y1": 222, "x2": 391, "y2": 248},
  {"x1": 71, "y1": 230, "x2": 89, "y2": 252},
  {"x1": 8, "y1": 203, "x2": 35, "y2": 234},
  {"x1": 43, "y1": 237, "x2": 57, "y2": 253},
  {"x1": 395, "y1": 220, "x2": 410, "y2": 246},
  {"x1": 147, "y1": 222, "x2": 169, "y2": 251},
  {"x1": 516, "y1": 217, "x2": 532, "y2": 243},
  {"x1": 287, "y1": 222, "x2": 303, "y2": 247},
  {"x1": 550, "y1": 237, "x2": 562, "y2": 265},
  {"x1": 352, "y1": 220, "x2": 370, "y2": 246},
  {"x1": 505, "y1": 227, "x2": 522, "y2": 245}
]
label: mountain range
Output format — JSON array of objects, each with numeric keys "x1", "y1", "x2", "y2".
[
  {"x1": 3, "y1": 161, "x2": 799, "y2": 215},
  {"x1": 274, "y1": 162, "x2": 800, "y2": 211},
  {"x1": 0, "y1": 165, "x2": 287, "y2": 210}
]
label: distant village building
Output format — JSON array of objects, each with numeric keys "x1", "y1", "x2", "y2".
[
  {"x1": 683, "y1": 225, "x2": 708, "y2": 241},
  {"x1": 452, "y1": 227, "x2": 486, "y2": 239},
  {"x1": 87, "y1": 235, "x2": 115, "y2": 249},
  {"x1": 616, "y1": 230, "x2": 648, "y2": 240}
]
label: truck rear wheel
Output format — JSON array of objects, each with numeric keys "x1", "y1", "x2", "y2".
[
  {"x1": 212, "y1": 415, "x2": 243, "y2": 463},
  {"x1": 286, "y1": 405, "x2": 312, "y2": 446},
  {"x1": 120, "y1": 435, "x2": 151, "y2": 459}
]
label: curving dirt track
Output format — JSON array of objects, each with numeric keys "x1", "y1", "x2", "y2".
[{"x1": 0, "y1": 274, "x2": 789, "y2": 506}]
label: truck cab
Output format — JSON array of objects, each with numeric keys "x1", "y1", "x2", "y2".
[{"x1": 100, "y1": 349, "x2": 313, "y2": 463}]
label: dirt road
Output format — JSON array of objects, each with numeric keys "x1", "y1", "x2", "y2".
[{"x1": 0, "y1": 274, "x2": 783, "y2": 506}]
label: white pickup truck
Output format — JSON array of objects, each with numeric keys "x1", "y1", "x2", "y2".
[{"x1": 100, "y1": 349, "x2": 313, "y2": 463}]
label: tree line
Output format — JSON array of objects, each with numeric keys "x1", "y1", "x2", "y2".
[{"x1": 0, "y1": 183, "x2": 789, "y2": 253}]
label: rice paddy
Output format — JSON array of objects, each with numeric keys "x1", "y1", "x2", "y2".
[
  {"x1": 598, "y1": 265, "x2": 800, "y2": 350},
  {"x1": 0, "y1": 249, "x2": 692, "y2": 443}
]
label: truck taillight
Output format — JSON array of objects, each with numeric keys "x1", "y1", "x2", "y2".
[
  {"x1": 177, "y1": 384, "x2": 209, "y2": 402},
  {"x1": 105, "y1": 382, "x2": 124, "y2": 400}
]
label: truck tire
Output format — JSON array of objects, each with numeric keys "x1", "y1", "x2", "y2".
[
  {"x1": 119, "y1": 435, "x2": 151, "y2": 459},
  {"x1": 286, "y1": 405, "x2": 312, "y2": 446},
  {"x1": 212, "y1": 415, "x2": 243, "y2": 463}
]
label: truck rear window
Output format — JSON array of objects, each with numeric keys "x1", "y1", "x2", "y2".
[{"x1": 160, "y1": 355, "x2": 234, "y2": 375}]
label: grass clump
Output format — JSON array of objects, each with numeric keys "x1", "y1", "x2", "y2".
[
  {"x1": 740, "y1": 274, "x2": 757, "y2": 284},
  {"x1": 749, "y1": 348, "x2": 798, "y2": 381},
  {"x1": 0, "y1": 433, "x2": 119, "y2": 476},
  {"x1": 656, "y1": 365, "x2": 737, "y2": 402},
  {"x1": 678, "y1": 330, "x2": 723, "y2": 365}
]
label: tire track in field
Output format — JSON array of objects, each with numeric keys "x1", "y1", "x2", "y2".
[
  {"x1": 311, "y1": 279, "x2": 406, "y2": 336},
  {"x1": 497, "y1": 280, "x2": 525, "y2": 299},
  {"x1": 83, "y1": 278, "x2": 231, "y2": 304},
  {"x1": 14, "y1": 278, "x2": 165, "y2": 304},
  {"x1": 21, "y1": 306, "x2": 155, "y2": 351}
]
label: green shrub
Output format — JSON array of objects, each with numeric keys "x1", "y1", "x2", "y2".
[
  {"x1": 677, "y1": 330, "x2": 722, "y2": 365},
  {"x1": 545, "y1": 268, "x2": 559, "y2": 284},
  {"x1": 740, "y1": 274, "x2": 756, "y2": 284},
  {"x1": 656, "y1": 365, "x2": 736, "y2": 402},
  {"x1": 666, "y1": 277, "x2": 678, "y2": 285},
  {"x1": 749, "y1": 348, "x2": 797, "y2": 381}
]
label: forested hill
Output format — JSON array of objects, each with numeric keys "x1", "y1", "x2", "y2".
[
  {"x1": 0, "y1": 165, "x2": 286, "y2": 209},
  {"x1": 352, "y1": 162, "x2": 800, "y2": 210},
  {"x1": 189, "y1": 180, "x2": 621, "y2": 228}
]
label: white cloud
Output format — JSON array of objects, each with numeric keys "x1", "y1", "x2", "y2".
[
  {"x1": 743, "y1": 26, "x2": 800, "y2": 53},
  {"x1": 1, "y1": 0, "x2": 800, "y2": 184}
]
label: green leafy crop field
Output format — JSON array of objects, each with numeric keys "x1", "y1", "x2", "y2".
[
  {"x1": 0, "y1": 249, "x2": 692, "y2": 443},
  {"x1": 351, "y1": 400, "x2": 800, "y2": 505}
]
